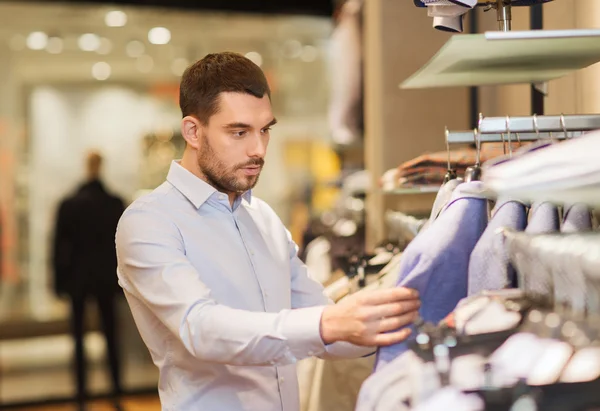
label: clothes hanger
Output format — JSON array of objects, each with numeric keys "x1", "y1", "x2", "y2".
[
  {"x1": 443, "y1": 127, "x2": 458, "y2": 183},
  {"x1": 463, "y1": 114, "x2": 483, "y2": 182}
]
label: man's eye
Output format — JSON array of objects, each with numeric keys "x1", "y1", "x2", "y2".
[
  {"x1": 261, "y1": 127, "x2": 271, "y2": 134},
  {"x1": 233, "y1": 130, "x2": 246, "y2": 137}
]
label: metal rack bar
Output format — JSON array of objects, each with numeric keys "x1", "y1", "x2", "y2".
[
  {"x1": 478, "y1": 114, "x2": 600, "y2": 134},
  {"x1": 446, "y1": 130, "x2": 586, "y2": 144}
]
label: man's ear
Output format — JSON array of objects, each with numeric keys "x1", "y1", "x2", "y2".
[{"x1": 181, "y1": 116, "x2": 204, "y2": 149}]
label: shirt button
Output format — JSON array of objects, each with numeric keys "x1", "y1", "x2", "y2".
[
  {"x1": 220, "y1": 194, "x2": 226, "y2": 200},
  {"x1": 279, "y1": 377, "x2": 285, "y2": 384},
  {"x1": 308, "y1": 351, "x2": 314, "y2": 356}
]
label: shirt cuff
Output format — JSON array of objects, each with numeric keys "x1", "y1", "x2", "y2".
[
  {"x1": 323, "y1": 341, "x2": 376, "y2": 359},
  {"x1": 281, "y1": 305, "x2": 327, "y2": 361}
]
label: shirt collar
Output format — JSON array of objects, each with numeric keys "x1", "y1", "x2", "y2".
[{"x1": 166, "y1": 160, "x2": 252, "y2": 209}]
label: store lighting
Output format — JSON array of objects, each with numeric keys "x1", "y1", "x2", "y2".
[
  {"x1": 97, "y1": 38, "x2": 112, "y2": 55},
  {"x1": 300, "y1": 45, "x2": 318, "y2": 63},
  {"x1": 136, "y1": 55, "x2": 154, "y2": 73},
  {"x1": 171, "y1": 57, "x2": 189, "y2": 76},
  {"x1": 105, "y1": 10, "x2": 127, "y2": 27},
  {"x1": 78, "y1": 33, "x2": 101, "y2": 52},
  {"x1": 148, "y1": 27, "x2": 171, "y2": 45},
  {"x1": 244, "y1": 51, "x2": 263, "y2": 67},
  {"x1": 92, "y1": 62, "x2": 111, "y2": 80},
  {"x1": 282, "y1": 39, "x2": 302, "y2": 59},
  {"x1": 126, "y1": 40, "x2": 145, "y2": 57},
  {"x1": 26, "y1": 32, "x2": 48, "y2": 50},
  {"x1": 46, "y1": 36, "x2": 64, "y2": 54}
]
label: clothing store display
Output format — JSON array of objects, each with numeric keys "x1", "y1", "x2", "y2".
[
  {"x1": 116, "y1": 161, "x2": 371, "y2": 411},
  {"x1": 392, "y1": 144, "x2": 506, "y2": 188},
  {"x1": 482, "y1": 130, "x2": 600, "y2": 205},
  {"x1": 299, "y1": 249, "x2": 403, "y2": 411},
  {"x1": 375, "y1": 182, "x2": 488, "y2": 370},
  {"x1": 304, "y1": 236, "x2": 332, "y2": 285},
  {"x1": 428, "y1": 178, "x2": 463, "y2": 222},
  {"x1": 562, "y1": 203, "x2": 593, "y2": 233},
  {"x1": 468, "y1": 198, "x2": 528, "y2": 294}
]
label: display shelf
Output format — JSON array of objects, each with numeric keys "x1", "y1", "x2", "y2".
[{"x1": 401, "y1": 29, "x2": 600, "y2": 89}]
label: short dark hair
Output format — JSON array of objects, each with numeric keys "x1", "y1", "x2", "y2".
[{"x1": 179, "y1": 52, "x2": 271, "y2": 124}]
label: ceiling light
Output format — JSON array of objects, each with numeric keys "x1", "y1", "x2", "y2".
[
  {"x1": 136, "y1": 55, "x2": 154, "y2": 73},
  {"x1": 148, "y1": 27, "x2": 171, "y2": 45},
  {"x1": 46, "y1": 37, "x2": 64, "y2": 54},
  {"x1": 8, "y1": 34, "x2": 26, "y2": 51},
  {"x1": 105, "y1": 10, "x2": 127, "y2": 27},
  {"x1": 171, "y1": 57, "x2": 189, "y2": 76},
  {"x1": 26, "y1": 32, "x2": 48, "y2": 50},
  {"x1": 97, "y1": 38, "x2": 112, "y2": 55},
  {"x1": 126, "y1": 40, "x2": 145, "y2": 57},
  {"x1": 78, "y1": 33, "x2": 101, "y2": 52},
  {"x1": 92, "y1": 62, "x2": 111, "y2": 80},
  {"x1": 282, "y1": 39, "x2": 302, "y2": 59},
  {"x1": 300, "y1": 45, "x2": 318, "y2": 63},
  {"x1": 244, "y1": 51, "x2": 263, "y2": 67}
]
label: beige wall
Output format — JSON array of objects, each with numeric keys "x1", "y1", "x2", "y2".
[{"x1": 364, "y1": 0, "x2": 470, "y2": 247}]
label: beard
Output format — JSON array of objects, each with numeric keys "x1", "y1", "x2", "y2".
[{"x1": 197, "y1": 133, "x2": 264, "y2": 194}]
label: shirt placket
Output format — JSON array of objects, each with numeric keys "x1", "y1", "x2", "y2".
[{"x1": 230, "y1": 203, "x2": 287, "y2": 411}]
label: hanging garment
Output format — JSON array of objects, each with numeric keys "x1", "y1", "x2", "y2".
[
  {"x1": 328, "y1": 0, "x2": 363, "y2": 145},
  {"x1": 304, "y1": 236, "x2": 333, "y2": 285},
  {"x1": 562, "y1": 203, "x2": 593, "y2": 233},
  {"x1": 468, "y1": 198, "x2": 528, "y2": 295},
  {"x1": 304, "y1": 257, "x2": 401, "y2": 411},
  {"x1": 429, "y1": 178, "x2": 463, "y2": 222},
  {"x1": 482, "y1": 130, "x2": 600, "y2": 204},
  {"x1": 374, "y1": 182, "x2": 489, "y2": 371},
  {"x1": 516, "y1": 202, "x2": 559, "y2": 294}
]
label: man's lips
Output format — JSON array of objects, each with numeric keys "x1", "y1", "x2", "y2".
[{"x1": 240, "y1": 165, "x2": 261, "y2": 176}]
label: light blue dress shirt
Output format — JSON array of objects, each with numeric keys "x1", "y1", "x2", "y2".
[{"x1": 116, "y1": 161, "x2": 368, "y2": 411}]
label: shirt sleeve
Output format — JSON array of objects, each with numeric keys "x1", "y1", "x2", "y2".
[
  {"x1": 286, "y1": 231, "x2": 375, "y2": 359},
  {"x1": 116, "y1": 206, "x2": 331, "y2": 367}
]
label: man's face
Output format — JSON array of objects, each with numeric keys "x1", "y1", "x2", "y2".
[{"x1": 197, "y1": 92, "x2": 275, "y2": 195}]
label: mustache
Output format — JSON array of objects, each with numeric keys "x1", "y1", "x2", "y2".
[{"x1": 237, "y1": 158, "x2": 265, "y2": 169}]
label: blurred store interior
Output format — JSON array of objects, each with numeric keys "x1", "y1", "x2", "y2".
[{"x1": 1, "y1": 0, "x2": 600, "y2": 410}]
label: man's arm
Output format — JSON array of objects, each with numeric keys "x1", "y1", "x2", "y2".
[
  {"x1": 116, "y1": 207, "x2": 329, "y2": 367},
  {"x1": 117, "y1": 207, "x2": 420, "y2": 367},
  {"x1": 287, "y1": 232, "x2": 418, "y2": 359},
  {"x1": 52, "y1": 201, "x2": 71, "y2": 296}
]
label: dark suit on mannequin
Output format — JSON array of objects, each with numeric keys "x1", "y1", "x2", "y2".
[{"x1": 52, "y1": 152, "x2": 125, "y2": 411}]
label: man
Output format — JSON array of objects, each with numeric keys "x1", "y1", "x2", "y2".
[
  {"x1": 115, "y1": 52, "x2": 420, "y2": 411},
  {"x1": 53, "y1": 151, "x2": 125, "y2": 411}
]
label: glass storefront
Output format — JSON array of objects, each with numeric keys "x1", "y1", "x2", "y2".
[{"x1": 0, "y1": 1, "x2": 338, "y2": 404}]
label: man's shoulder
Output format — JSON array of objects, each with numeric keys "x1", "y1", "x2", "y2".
[{"x1": 125, "y1": 182, "x2": 175, "y2": 213}]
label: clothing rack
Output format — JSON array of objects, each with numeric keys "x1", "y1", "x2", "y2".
[
  {"x1": 445, "y1": 130, "x2": 586, "y2": 144},
  {"x1": 479, "y1": 114, "x2": 600, "y2": 134},
  {"x1": 445, "y1": 113, "x2": 600, "y2": 144}
]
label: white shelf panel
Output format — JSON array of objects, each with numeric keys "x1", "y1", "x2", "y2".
[{"x1": 401, "y1": 29, "x2": 600, "y2": 89}]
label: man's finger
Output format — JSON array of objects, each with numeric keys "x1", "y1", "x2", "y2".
[
  {"x1": 366, "y1": 300, "x2": 420, "y2": 320},
  {"x1": 375, "y1": 313, "x2": 418, "y2": 333},
  {"x1": 360, "y1": 287, "x2": 419, "y2": 306},
  {"x1": 373, "y1": 328, "x2": 413, "y2": 346}
]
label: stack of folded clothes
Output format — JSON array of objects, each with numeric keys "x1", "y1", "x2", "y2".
[{"x1": 380, "y1": 143, "x2": 510, "y2": 190}]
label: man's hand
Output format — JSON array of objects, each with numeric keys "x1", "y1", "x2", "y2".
[{"x1": 320, "y1": 287, "x2": 420, "y2": 346}]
